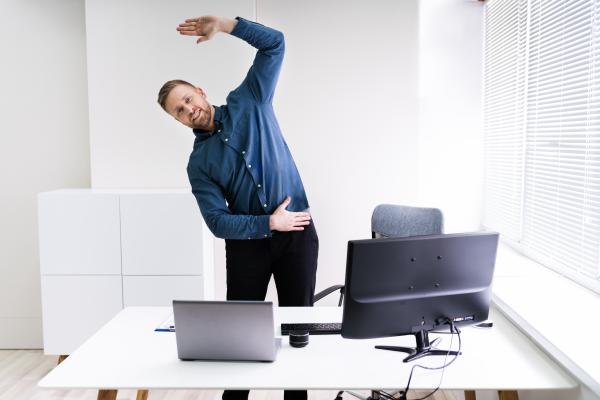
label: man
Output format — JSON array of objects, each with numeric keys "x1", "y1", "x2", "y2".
[{"x1": 157, "y1": 15, "x2": 318, "y2": 400}]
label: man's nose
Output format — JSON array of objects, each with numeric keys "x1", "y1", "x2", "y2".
[{"x1": 185, "y1": 104, "x2": 194, "y2": 116}]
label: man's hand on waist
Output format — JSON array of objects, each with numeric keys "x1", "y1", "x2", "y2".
[
  {"x1": 176, "y1": 16, "x2": 237, "y2": 44},
  {"x1": 269, "y1": 197, "x2": 311, "y2": 232}
]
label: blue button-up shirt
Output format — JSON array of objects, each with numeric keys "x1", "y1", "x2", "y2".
[{"x1": 187, "y1": 17, "x2": 309, "y2": 240}]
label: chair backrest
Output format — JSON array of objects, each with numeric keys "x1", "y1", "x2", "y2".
[{"x1": 371, "y1": 204, "x2": 444, "y2": 238}]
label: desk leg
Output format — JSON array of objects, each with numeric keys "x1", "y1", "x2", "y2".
[
  {"x1": 136, "y1": 389, "x2": 149, "y2": 400},
  {"x1": 97, "y1": 389, "x2": 118, "y2": 400},
  {"x1": 464, "y1": 390, "x2": 476, "y2": 400},
  {"x1": 498, "y1": 391, "x2": 519, "y2": 400}
]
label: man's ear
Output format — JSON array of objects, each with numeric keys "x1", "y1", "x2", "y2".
[{"x1": 195, "y1": 87, "x2": 207, "y2": 98}]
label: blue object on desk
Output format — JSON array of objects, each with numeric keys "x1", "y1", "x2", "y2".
[{"x1": 155, "y1": 327, "x2": 175, "y2": 332}]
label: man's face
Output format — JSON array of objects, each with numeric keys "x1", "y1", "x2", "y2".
[{"x1": 164, "y1": 84, "x2": 214, "y2": 130}]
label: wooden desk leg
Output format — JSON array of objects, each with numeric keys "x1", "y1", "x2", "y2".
[
  {"x1": 57, "y1": 355, "x2": 68, "y2": 365},
  {"x1": 136, "y1": 389, "x2": 149, "y2": 400},
  {"x1": 498, "y1": 390, "x2": 519, "y2": 400},
  {"x1": 464, "y1": 390, "x2": 476, "y2": 400},
  {"x1": 97, "y1": 389, "x2": 118, "y2": 400}
]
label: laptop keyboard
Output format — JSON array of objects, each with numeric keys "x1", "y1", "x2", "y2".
[{"x1": 281, "y1": 322, "x2": 342, "y2": 335}]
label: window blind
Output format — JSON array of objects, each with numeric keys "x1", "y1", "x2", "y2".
[
  {"x1": 483, "y1": 0, "x2": 528, "y2": 242},
  {"x1": 484, "y1": 0, "x2": 600, "y2": 291}
]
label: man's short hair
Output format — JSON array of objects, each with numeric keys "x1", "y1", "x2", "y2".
[{"x1": 157, "y1": 79, "x2": 195, "y2": 112}]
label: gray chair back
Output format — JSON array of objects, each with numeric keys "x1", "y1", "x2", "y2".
[
  {"x1": 371, "y1": 204, "x2": 444, "y2": 238},
  {"x1": 313, "y1": 204, "x2": 444, "y2": 305}
]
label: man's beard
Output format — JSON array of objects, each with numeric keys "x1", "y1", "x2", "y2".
[{"x1": 193, "y1": 106, "x2": 211, "y2": 130}]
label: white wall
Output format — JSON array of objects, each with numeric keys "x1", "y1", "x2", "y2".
[
  {"x1": 0, "y1": 0, "x2": 90, "y2": 348},
  {"x1": 86, "y1": 0, "x2": 256, "y2": 188},
  {"x1": 85, "y1": 0, "x2": 420, "y2": 302},
  {"x1": 417, "y1": 0, "x2": 485, "y2": 233}
]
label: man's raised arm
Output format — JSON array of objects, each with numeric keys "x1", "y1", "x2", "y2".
[{"x1": 177, "y1": 15, "x2": 284, "y2": 103}]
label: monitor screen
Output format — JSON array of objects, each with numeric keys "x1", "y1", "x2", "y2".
[{"x1": 340, "y1": 231, "x2": 498, "y2": 361}]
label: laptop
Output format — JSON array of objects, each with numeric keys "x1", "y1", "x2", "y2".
[{"x1": 173, "y1": 300, "x2": 281, "y2": 362}]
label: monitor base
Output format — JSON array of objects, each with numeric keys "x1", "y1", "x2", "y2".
[{"x1": 375, "y1": 330, "x2": 461, "y2": 363}]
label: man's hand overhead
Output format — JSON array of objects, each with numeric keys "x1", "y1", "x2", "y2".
[{"x1": 176, "y1": 16, "x2": 237, "y2": 44}]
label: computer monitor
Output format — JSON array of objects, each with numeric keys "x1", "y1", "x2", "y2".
[{"x1": 341, "y1": 231, "x2": 499, "y2": 362}]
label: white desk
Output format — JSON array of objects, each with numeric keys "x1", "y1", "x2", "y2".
[{"x1": 39, "y1": 306, "x2": 575, "y2": 393}]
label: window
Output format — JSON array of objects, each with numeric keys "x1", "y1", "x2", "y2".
[{"x1": 483, "y1": 0, "x2": 600, "y2": 293}]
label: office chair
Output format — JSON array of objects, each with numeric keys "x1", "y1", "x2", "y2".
[
  {"x1": 313, "y1": 204, "x2": 444, "y2": 306},
  {"x1": 313, "y1": 204, "x2": 444, "y2": 400}
]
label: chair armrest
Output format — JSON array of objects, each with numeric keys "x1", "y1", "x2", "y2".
[{"x1": 314, "y1": 285, "x2": 345, "y2": 305}]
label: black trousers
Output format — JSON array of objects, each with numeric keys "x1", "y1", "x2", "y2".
[{"x1": 222, "y1": 221, "x2": 319, "y2": 400}]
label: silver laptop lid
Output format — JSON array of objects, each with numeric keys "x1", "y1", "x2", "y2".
[{"x1": 173, "y1": 300, "x2": 278, "y2": 362}]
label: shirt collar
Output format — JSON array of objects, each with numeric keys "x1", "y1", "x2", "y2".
[{"x1": 193, "y1": 105, "x2": 224, "y2": 141}]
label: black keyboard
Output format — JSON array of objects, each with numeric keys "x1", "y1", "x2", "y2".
[{"x1": 281, "y1": 322, "x2": 342, "y2": 335}]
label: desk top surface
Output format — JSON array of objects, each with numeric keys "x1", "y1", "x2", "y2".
[{"x1": 38, "y1": 306, "x2": 576, "y2": 391}]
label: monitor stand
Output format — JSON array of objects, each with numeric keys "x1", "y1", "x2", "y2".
[{"x1": 375, "y1": 330, "x2": 460, "y2": 363}]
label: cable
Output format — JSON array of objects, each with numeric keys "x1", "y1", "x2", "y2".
[
  {"x1": 378, "y1": 391, "x2": 398, "y2": 400},
  {"x1": 400, "y1": 320, "x2": 462, "y2": 400},
  {"x1": 334, "y1": 321, "x2": 462, "y2": 400},
  {"x1": 411, "y1": 321, "x2": 461, "y2": 400}
]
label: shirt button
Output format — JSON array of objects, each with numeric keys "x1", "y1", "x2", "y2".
[
  {"x1": 263, "y1": 204, "x2": 267, "y2": 208},
  {"x1": 248, "y1": 237, "x2": 251, "y2": 240},
  {"x1": 224, "y1": 138, "x2": 228, "y2": 142},
  {"x1": 248, "y1": 164, "x2": 252, "y2": 168},
  {"x1": 264, "y1": 234, "x2": 268, "y2": 238},
  {"x1": 242, "y1": 151, "x2": 246, "y2": 155},
  {"x1": 257, "y1": 184, "x2": 262, "y2": 188}
]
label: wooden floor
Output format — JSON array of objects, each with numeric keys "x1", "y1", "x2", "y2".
[{"x1": 0, "y1": 350, "x2": 465, "y2": 400}]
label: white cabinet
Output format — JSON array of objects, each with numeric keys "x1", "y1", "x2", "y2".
[{"x1": 38, "y1": 189, "x2": 214, "y2": 355}]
